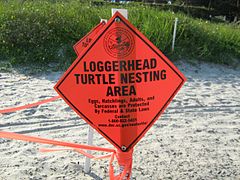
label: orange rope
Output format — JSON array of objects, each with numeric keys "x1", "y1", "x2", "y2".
[
  {"x1": 0, "y1": 96, "x2": 61, "y2": 114},
  {"x1": 0, "y1": 131, "x2": 133, "y2": 180},
  {"x1": 0, "y1": 96, "x2": 133, "y2": 179},
  {"x1": 116, "y1": 149, "x2": 133, "y2": 180},
  {"x1": 0, "y1": 131, "x2": 114, "y2": 152},
  {"x1": 39, "y1": 148, "x2": 112, "y2": 160}
]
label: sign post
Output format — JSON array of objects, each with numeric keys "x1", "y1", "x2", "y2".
[
  {"x1": 84, "y1": 125, "x2": 94, "y2": 173},
  {"x1": 73, "y1": 19, "x2": 107, "y2": 173},
  {"x1": 55, "y1": 11, "x2": 186, "y2": 179},
  {"x1": 111, "y1": 9, "x2": 133, "y2": 179},
  {"x1": 172, "y1": 18, "x2": 178, "y2": 52}
]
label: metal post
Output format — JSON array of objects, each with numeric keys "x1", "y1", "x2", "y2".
[
  {"x1": 111, "y1": 8, "x2": 128, "y2": 19},
  {"x1": 172, "y1": 18, "x2": 178, "y2": 52},
  {"x1": 111, "y1": 8, "x2": 132, "y2": 179},
  {"x1": 84, "y1": 126, "x2": 94, "y2": 173},
  {"x1": 85, "y1": 8, "x2": 131, "y2": 177}
]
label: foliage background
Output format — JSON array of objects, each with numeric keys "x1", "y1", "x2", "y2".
[{"x1": 0, "y1": 0, "x2": 239, "y2": 70}]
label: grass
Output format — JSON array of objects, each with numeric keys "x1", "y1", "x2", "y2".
[{"x1": 0, "y1": 0, "x2": 239, "y2": 70}]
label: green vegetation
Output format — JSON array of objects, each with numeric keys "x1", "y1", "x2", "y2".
[{"x1": 0, "y1": 0, "x2": 239, "y2": 70}]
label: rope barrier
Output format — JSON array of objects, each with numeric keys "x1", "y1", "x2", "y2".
[
  {"x1": 0, "y1": 95, "x2": 133, "y2": 179},
  {"x1": 0, "y1": 131, "x2": 114, "y2": 152},
  {"x1": 0, "y1": 96, "x2": 61, "y2": 114},
  {"x1": 0, "y1": 131, "x2": 132, "y2": 179}
]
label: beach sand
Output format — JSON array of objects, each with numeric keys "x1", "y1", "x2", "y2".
[{"x1": 0, "y1": 61, "x2": 239, "y2": 179}]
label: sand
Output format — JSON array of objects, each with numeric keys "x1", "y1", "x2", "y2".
[{"x1": 0, "y1": 61, "x2": 239, "y2": 179}]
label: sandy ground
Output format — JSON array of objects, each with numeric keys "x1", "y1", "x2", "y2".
[{"x1": 0, "y1": 61, "x2": 239, "y2": 180}]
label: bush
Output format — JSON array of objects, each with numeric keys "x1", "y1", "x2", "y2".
[
  {"x1": 0, "y1": 0, "x2": 239, "y2": 69},
  {"x1": 176, "y1": 19, "x2": 240, "y2": 64},
  {"x1": 0, "y1": 0, "x2": 101, "y2": 67}
]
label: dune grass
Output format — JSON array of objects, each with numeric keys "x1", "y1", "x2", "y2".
[{"x1": 0, "y1": 0, "x2": 239, "y2": 70}]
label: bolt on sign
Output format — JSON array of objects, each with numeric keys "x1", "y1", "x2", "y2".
[{"x1": 54, "y1": 12, "x2": 186, "y2": 152}]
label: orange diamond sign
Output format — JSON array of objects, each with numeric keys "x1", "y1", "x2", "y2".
[
  {"x1": 54, "y1": 12, "x2": 186, "y2": 152},
  {"x1": 73, "y1": 21, "x2": 105, "y2": 56}
]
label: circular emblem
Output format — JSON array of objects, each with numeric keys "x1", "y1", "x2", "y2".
[{"x1": 104, "y1": 27, "x2": 135, "y2": 58}]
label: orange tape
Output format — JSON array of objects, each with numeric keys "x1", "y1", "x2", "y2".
[
  {"x1": 40, "y1": 148, "x2": 112, "y2": 160},
  {"x1": 116, "y1": 149, "x2": 133, "y2": 180},
  {"x1": 0, "y1": 96, "x2": 61, "y2": 114},
  {"x1": 0, "y1": 131, "x2": 133, "y2": 179},
  {"x1": 0, "y1": 94, "x2": 133, "y2": 179},
  {"x1": 0, "y1": 131, "x2": 114, "y2": 152}
]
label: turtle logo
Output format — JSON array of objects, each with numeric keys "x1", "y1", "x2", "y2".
[{"x1": 104, "y1": 27, "x2": 135, "y2": 58}]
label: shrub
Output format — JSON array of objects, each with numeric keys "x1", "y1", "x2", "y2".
[{"x1": 0, "y1": 0, "x2": 239, "y2": 69}]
